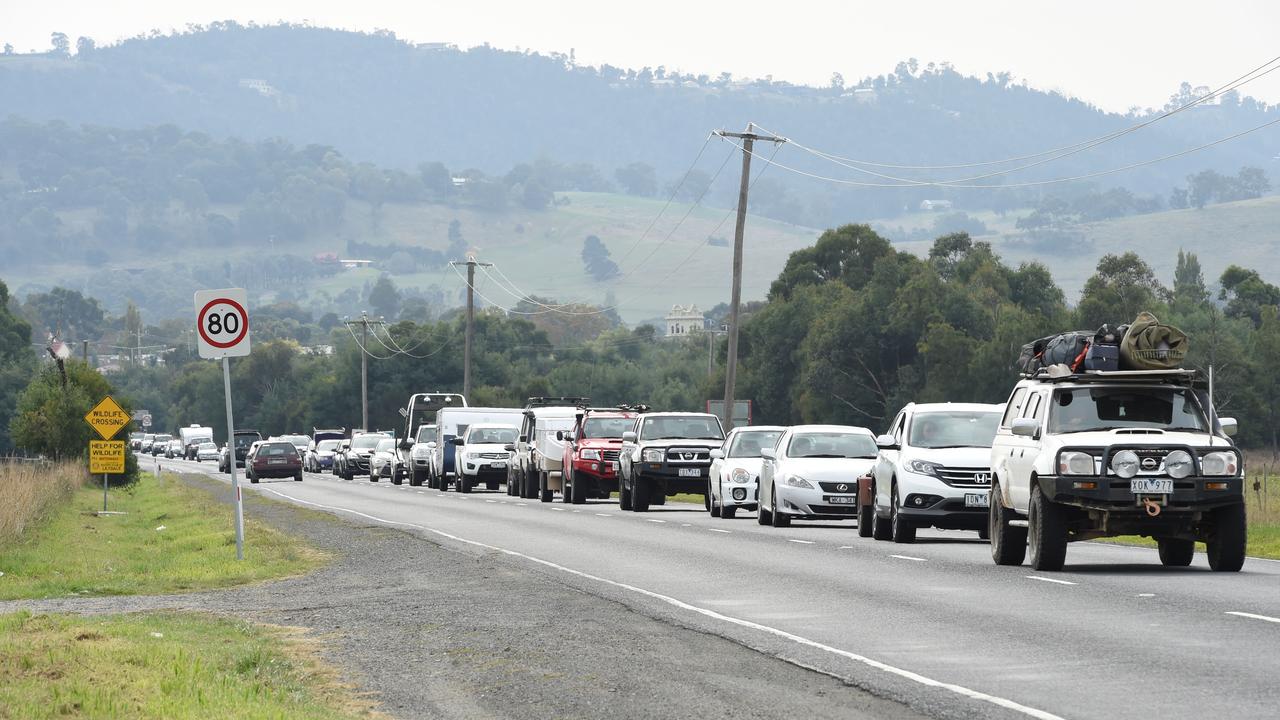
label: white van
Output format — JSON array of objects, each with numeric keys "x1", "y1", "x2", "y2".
[{"x1": 432, "y1": 406, "x2": 524, "y2": 491}]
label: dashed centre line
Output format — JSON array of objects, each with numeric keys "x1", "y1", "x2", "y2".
[
  {"x1": 1026, "y1": 576, "x2": 1077, "y2": 586},
  {"x1": 646, "y1": 519, "x2": 666, "y2": 524},
  {"x1": 595, "y1": 513, "x2": 612, "y2": 517},
  {"x1": 787, "y1": 539, "x2": 815, "y2": 545},
  {"x1": 890, "y1": 554, "x2": 927, "y2": 562},
  {"x1": 707, "y1": 528, "x2": 732, "y2": 534},
  {"x1": 1226, "y1": 611, "x2": 1280, "y2": 624}
]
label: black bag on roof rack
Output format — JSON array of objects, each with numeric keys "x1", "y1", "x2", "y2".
[
  {"x1": 1017, "y1": 331, "x2": 1093, "y2": 374},
  {"x1": 1083, "y1": 324, "x2": 1125, "y2": 371}
]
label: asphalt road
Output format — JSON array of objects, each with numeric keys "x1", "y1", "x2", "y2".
[{"x1": 159, "y1": 456, "x2": 1280, "y2": 720}]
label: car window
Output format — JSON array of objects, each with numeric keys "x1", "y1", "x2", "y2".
[
  {"x1": 468, "y1": 427, "x2": 518, "y2": 444},
  {"x1": 583, "y1": 417, "x2": 634, "y2": 438},
  {"x1": 316, "y1": 440, "x2": 340, "y2": 451},
  {"x1": 1024, "y1": 394, "x2": 1044, "y2": 422},
  {"x1": 261, "y1": 443, "x2": 297, "y2": 457},
  {"x1": 785, "y1": 432, "x2": 877, "y2": 459},
  {"x1": 376, "y1": 439, "x2": 395, "y2": 452},
  {"x1": 639, "y1": 416, "x2": 724, "y2": 441},
  {"x1": 727, "y1": 430, "x2": 783, "y2": 458},
  {"x1": 908, "y1": 411, "x2": 1002, "y2": 449},
  {"x1": 1049, "y1": 387, "x2": 1208, "y2": 433},
  {"x1": 415, "y1": 425, "x2": 436, "y2": 442},
  {"x1": 352, "y1": 435, "x2": 381, "y2": 450},
  {"x1": 1001, "y1": 388, "x2": 1028, "y2": 427}
]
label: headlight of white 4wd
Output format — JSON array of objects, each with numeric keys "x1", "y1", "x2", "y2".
[
  {"x1": 1164, "y1": 450, "x2": 1193, "y2": 479},
  {"x1": 783, "y1": 475, "x2": 814, "y2": 489},
  {"x1": 1111, "y1": 450, "x2": 1140, "y2": 479},
  {"x1": 731, "y1": 467, "x2": 751, "y2": 483},
  {"x1": 1201, "y1": 451, "x2": 1239, "y2": 477},
  {"x1": 905, "y1": 459, "x2": 941, "y2": 476},
  {"x1": 580, "y1": 449, "x2": 602, "y2": 461},
  {"x1": 642, "y1": 449, "x2": 665, "y2": 463},
  {"x1": 1058, "y1": 451, "x2": 1095, "y2": 475}
]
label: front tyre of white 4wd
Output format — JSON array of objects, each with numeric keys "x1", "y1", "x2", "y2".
[
  {"x1": 989, "y1": 481, "x2": 1027, "y2": 566},
  {"x1": 1207, "y1": 503, "x2": 1247, "y2": 572},
  {"x1": 1028, "y1": 483, "x2": 1068, "y2": 571}
]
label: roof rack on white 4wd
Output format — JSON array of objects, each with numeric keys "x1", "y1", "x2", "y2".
[{"x1": 989, "y1": 366, "x2": 1246, "y2": 573}]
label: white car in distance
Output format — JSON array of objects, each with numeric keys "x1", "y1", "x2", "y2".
[
  {"x1": 369, "y1": 437, "x2": 398, "y2": 482},
  {"x1": 758, "y1": 425, "x2": 878, "y2": 528},
  {"x1": 869, "y1": 403, "x2": 1004, "y2": 544},
  {"x1": 707, "y1": 426, "x2": 785, "y2": 519},
  {"x1": 453, "y1": 423, "x2": 518, "y2": 493},
  {"x1": 195, "y1": 441, "x2": 220, "y2": 462}
]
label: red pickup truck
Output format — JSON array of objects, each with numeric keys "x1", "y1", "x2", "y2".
[{"x1": 559, "y1": 409, "x2": 638, "y2": 504}]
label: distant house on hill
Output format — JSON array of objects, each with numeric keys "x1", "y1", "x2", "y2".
[
  {"x1": 920, "y1": 199, "x2": 954, "y2": 212},
  {"x1": 665, "y1": 304, "x2": 706, "y2": 336}
]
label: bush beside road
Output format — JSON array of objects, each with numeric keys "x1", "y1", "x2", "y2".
[
  {"x1": 0, "y1": 610, "x2": 378, "y2": 720},
  {"x1": 0, "y1": 472, "x2": 325, "y2": 601}
]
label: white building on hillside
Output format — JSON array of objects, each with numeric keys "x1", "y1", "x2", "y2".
[{"x1": 665, "y1": 304, "x2": 707, "y2": 336}]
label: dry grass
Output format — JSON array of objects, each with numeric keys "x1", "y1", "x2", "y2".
[
  {"x1": 1243, "y1": 450, "x2": 1280, "y2": 525},
  {"x1": 0, "y1": 460, "x2": 86, "y2": 545}
]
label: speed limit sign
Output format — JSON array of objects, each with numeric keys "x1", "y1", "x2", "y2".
[{"x1": 195, "y1": 288, "x2": 251, "y2": 359}]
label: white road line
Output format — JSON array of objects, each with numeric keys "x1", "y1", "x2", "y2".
[
  {"x1": 838, "y1": 545, "x2": 854, "y2": 549},
  {"x1": 256, "y1": 488, "x2": 1065, "y2": 720},
  {"x1": 595, "y1": 513, "x2": 612, "y2": 517},
  {"x1": 646, "y1": 519, "x2": 666, "y2": 524},
  {"x1": 890, "y1": 554, "x2": 927, "y2": 562},
  {"x1": 551, "y1": 507, "x2": 565, "y2": 512},
  {"x1": 416, "y1": 491, "x2": 425, "y2": 494},
  {"x1": 1226, "y1": 611, "x2": 1280, "y2": 624},
  {"x1": 1137, "y1": 593, "x2": 1155, "y2": 598},
  {"x1": 572, "y1": 510, "x2": 582, "y2": 513},
  {"x1": 707, "y1": 528, "x2": 732, "y2": 534},
  {"x1": 516, "y1": 503, "x2": 528, "y2": 507},
  {"x1": 485, "y1": 500, "x2": 497, "y2": 503},
  {"x1": 787, "y1": 539, "x2": 815, "y2": 545},
  {"x1": 1026, "y1": 576, "x2": 1077, "y2": 586},
  {"x1": 681, "y1": 523, "x2": 691, "y2": 527}
]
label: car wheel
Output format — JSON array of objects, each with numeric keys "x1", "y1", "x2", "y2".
[
  {"x1": 561, "y1": 473, "x2": 573, "y2": 504},
  {"x1": 708, "y1": 480, "x2": 721, "y2": 517},
  {"x1": 1157, "y1": 537, "x2": 1195, "y2": 567},
  {"x1": 857, "y1": 490, "x2": 874, "y2": 538},
  {"x1": 487, "y1": 479, "x2": 499, "y2": 492},
  {"x1": 989, "y1": 481, "x2": 1027, "y2": 565},
  {"x1": 1207, "y1": 503, "x2": 1246, "y2": 572},
  {"x1": 722, "y1": 505, "x2": 737, "y2": 519},
  {"x1": 757, "y1": 482, "x2": 773, "y2": 525},
  {"x1": 1028, "y1": 483, "x2": 1068, "y2": 571},
  {"x1": 570, "y1": 469, "x2": 587, "y2": 504},
  {"x1": 632, "y1": 475, "x2": 650, "y2": 512},
  {"x1": 294, "y1": 471, "x2": 303, "y2": 482},
  {"x1": 619, "y1": 475, "x2": 633, "y2": 511},
  {"x1": 770, "y1": 487, "x2": 791, "y2": 528},
  {"x1": 460, "y1": 476, "x2": 473, "y2": 493},
  {"x1": 539, "y1": 472, "x2": 553, "y2": 503},
  {"x1": 871, "y1": 484, "x2": 892, "y2": 541},
  {"x1": 890, "y1": 483, "x2": 915, "y2": 544},
  {"x1": 411, "y1": 470, "x2": 424, "y2": 487},
  {"x1": 369, "y1": 472, "x2": 378, "y2": 482}
]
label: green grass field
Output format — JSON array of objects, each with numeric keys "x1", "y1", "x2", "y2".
[
  {"x1": 0, "y1": 611, "x2": 377, "y2": 719},
  {"x1": 0, "y1": 473, "x2": 326, "y2": 601}
]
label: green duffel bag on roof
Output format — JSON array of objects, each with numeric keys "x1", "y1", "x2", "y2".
[{"x1": 1119, "y1": 311, "x2": 1188, "y2": 370}]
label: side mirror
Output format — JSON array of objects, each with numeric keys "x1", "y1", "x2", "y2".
[
  {"x1": 760, "y1": 447, "x2": 776, "y2": 461},
  {"x1": 709, "y1": 449, "x2": 725, "y2": 460},
  {"x1": 622, "y1": 431, "x2": 637, "y2": 443},
  {"x1": 449, "y1": 437, "x2": 465, "y2": 446},
  {"x1": 426, "y1": 441, "x2": 437, "y2": 449},
  {"x1": 1219, "y1": 417, "x2": 1238, "y2": 437},
  {"x1": 555, "y1": 430, "x2": 565, "y2": 441},
  {"x1": 1011, "y1": 418, "x2": 1040, "y2": 438},
  {"x1": 519, "y1": 435, "x2": 528, "y2": 444},
  {"x1": 399, "y1": 439, "x2": 413, "y2": 450},
  {"x1": 504, "y1": 443, "x2": 516, "y2": 452},
  {"x1": 875, "y1": 434, "x2": 897, "y2": 450}
]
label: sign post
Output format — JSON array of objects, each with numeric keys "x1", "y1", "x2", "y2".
[
  {"x1": 195, "y1": 288, "x2": 251, "y2": 560},
  {"x1": 85, "y1": 396, "x2": 130, "y2": 513}
]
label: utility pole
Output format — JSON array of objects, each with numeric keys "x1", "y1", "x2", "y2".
[
  {"x1": 450, "y1": 255, "x2": 492, "y2": 397},
  {"x1": 715, "y1": 123, "x2": 786, "y2": 431},
  {"x1": 344, "y1": 312, "x2": 383, "y2": 431}
]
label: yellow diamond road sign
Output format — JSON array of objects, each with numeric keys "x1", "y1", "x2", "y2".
[
  {"x1": 89, "y1": 440, "x2": 126, "y2": 474},
  {"x1": 85, "y1": 396, "x2": 131, "y2": 440}
]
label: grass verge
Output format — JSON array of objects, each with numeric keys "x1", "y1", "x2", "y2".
[
  {"x1": 0, "y1": 472, "x2": 326, "y2": 601},
  {"x1": 0, "y1": 610, "x2": 378, "y2": 719},
  {"x1": 0, "y1": 461, "x2": 85, "y2": 545}
]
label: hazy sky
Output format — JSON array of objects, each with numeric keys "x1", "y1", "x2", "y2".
[{"x1": 3, "y1": 1, "x2": 1279, "y2": 112}]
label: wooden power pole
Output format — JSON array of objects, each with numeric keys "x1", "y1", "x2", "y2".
[
  {"x1": 715, "y1": 123, "x2": 785, "y2": 431},
  {"x1": 344, "y1": 312, "x2": 384, "y2": 431},
  {"x1": 451, "y1": 255, "x2": 492, "y2": 397}
]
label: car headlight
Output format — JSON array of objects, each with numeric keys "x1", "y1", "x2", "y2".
[
  {"x1": 731, "y1": 467, "x2": 751, "y2": 483},
  {"x1": 905, "y1": 459, "x2": 941, "y2": 476},
  {"x1": 783, "y1": 475, "x2": 814, "y2": 489},
  {"x1": 1111, "y1": 450, "x2": 1140, "y2": 479},
  {"x1": 1058, "y1": 451, "x2": 1095, "y2": 475},
  {"x1": 1200, "y1": 451, "x2": 1239, "y2": 477},
  {"x1": 1164, "y1": 450, "x2": 1193, "y2": 479},
  {"x1": 580, "y1": 449, "x2": 602, "y2": 461},
  {"x1": 642, "y1": 449, "x2": 665, "y2": 462}
]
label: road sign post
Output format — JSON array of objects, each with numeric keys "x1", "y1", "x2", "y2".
[
  {"x1": 195, "y1": 288, "x2": 251, "y2": 561},
  {"x1": 85, "y1": 396, "x2": 130, "y2": 513}
]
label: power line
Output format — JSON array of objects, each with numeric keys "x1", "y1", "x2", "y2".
[
  {"x1": 612, "y1": 132, "x2": 716, "y2": 267},
  {"x1": 753, "y1": 53, "x2": 1280, "y2": 174}
]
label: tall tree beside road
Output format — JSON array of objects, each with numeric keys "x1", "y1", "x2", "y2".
[{"x1": 1075, "y1": 253, "x2": 1169, "y2": 329}]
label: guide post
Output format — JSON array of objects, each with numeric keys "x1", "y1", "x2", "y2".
[{"x1": 195, "y1": 288, "x2": 252, "y2": 560}]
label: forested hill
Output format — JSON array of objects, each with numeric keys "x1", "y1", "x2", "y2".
[{"x1": 3, "y1": 22, "x2": 1277, "y2": 215}]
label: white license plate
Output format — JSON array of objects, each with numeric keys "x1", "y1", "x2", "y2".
[
  {"x1": 269, "y1": 459, "x2": 284, "y2": 464},
  {"x1": 610, "y1": 462, "x2": 619, "y2": 472},
  {"x1": 678, "y1": 468, "x2": 702, "y2": 478},
  {"x1": 1130, "y1": 478, "x2": 1173, "y2": 494},
  {"x1": 827, "y1": 496, "x2": 857, "y2": 504},
  {"x1": 964, "y1": 492, "x2": 989, "y2": 508},
  {"x1": 490, "y1": 462, "x2": 507, "y2": 469}
]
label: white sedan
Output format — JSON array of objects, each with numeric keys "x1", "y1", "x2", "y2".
[
  {"x1": 707, "y1": 426, "x2": 785, "y2": 519},
  {"x1": 369, "y1": 437, "x2": 397, "y2": 482},
  {"x1": 195, "y1": 441, "x2": 220, "y2": 462},
  {"x1": 758, "y1": 425, "x2": 878, "y2": 528}
]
